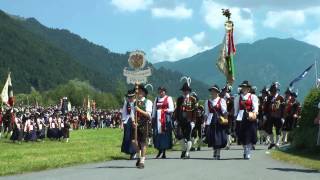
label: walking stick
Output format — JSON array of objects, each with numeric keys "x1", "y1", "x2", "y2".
[{"x1": 133, "y1": 82, "x2": 139, "y2": 148}]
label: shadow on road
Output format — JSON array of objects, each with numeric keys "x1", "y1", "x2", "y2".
[
  {"x1": 96, "y1": 166, "x2": 136, "y2": 169},
  {"x1": 267, "y1": 168, "x2": 320, "y2": 173}
]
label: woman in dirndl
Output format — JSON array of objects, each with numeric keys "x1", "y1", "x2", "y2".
[
  {"x1": 152, "y1": 86, "x2": 174, "y2": 159},
  {"x1": 234, "y1": 80, "x2": 259, "y2": 159},
  {"x1": 205, "y1": 84, "x2": 228, "y2": 160}
]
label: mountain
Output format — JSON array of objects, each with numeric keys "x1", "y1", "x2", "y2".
[
  {"x1": 155, "y1": 38, "x2": 320, "y2": 100},
  {"x1": 0, "y1": 10, "x2": 208, "y2": 98}
]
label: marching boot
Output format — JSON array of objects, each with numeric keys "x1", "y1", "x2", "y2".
[
  {"x1": 156, "y1": 150, "x2": 162, "y2": 159},
  {"x1": 180, "y1": 139, "x2": 187, "y2": 159},
  {"x1": 136, "y1": 158, "x2": 140, "y2": 167},
  {"x1": 181, "y1": 151, "x2": 186, "y2": 159},
  {"x1": 216, "y1": 149, "x2": 221, "y2": 160},
  {"x1": 138, "y1": 157, "x2": 145, "y2": 169},
  {"x1": 161, "y1": 150, "x2": 166, "y2": 159},
  {"x1": 268, "y1": 134, "x2": 276, "y2": 149},
  {"x1": 197, "y1": 147, "x2": 201, "y2": 151},
  {"x1": 213, "y1": 149, "x2": 217, "y2": 159}
]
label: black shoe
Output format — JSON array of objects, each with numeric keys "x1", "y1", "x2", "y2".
[
  {"x1": 268, "y1": 144, "x2": 275, "y2": 150},
  {"x1": 197, "y1": 147, "x2": 201, "y2": 151},
  {"x1": 155, "y1": 151, "x2": 162, "y2": 159},
  {"x1": 252, "y1": 145, "x2": 256, "y2": 150},
  {"x1": 161, "y1": 154, "x2": 167, "y2": 159},
  {"x1": 217, "y1": 156, "x2": 221, "y2": 160},
  {"x1": 190, "y1": 147, "x2": 196, "y2": 151},
  {"x1": 136, "y1": 159, "x2": 140, "y2": 167},
  {"x1": 130, "y1": 154, "x2": 135, "y2": 160},
  {"x1": 180, "y1": 151, "x2": 186, "y2": 159},
  {"x1": 137, "y1": 163, "x2": 144, "y2": 169}
]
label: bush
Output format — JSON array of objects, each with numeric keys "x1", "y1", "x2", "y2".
[{"x1": 292, "y1": 88, "x2": 320, "y2": 151}]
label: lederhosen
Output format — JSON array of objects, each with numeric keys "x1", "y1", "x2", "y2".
[
  {"x1": 266, "y1": 95, "x2": 285, "y2": 135},
  {"x1": 206, "y1": 99, "x2": 227, "y2": 149},
  {"x1": 283, "y1": 98, "x2": 300, "y2": 131},
  {"x1": 153, "y1": 96, "x2": 173, "y2": 150},
  {"x1": 239, "y1": 95, "x2": 257, "y2": 145},
  {"x1": 121, "y1": 102, "x2": 136, "y2": 154},
  {"x1": 175, "y1": 96, "x2": 196, "y2": 141},
  {"x1": 131, "y1": 99, "x2": 149, "y2": 145},
  {"x1": 225, "y1": 96, "x2": 235, "y2": 136}
]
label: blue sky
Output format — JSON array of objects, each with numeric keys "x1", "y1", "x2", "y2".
[{"x1": 0, "y1": 0, "x2": 320, "y2": 63}]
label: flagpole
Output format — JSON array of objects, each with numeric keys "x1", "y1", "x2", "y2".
[{"x1": 315, "y1": 59, "x2": 318, "y2": 88}]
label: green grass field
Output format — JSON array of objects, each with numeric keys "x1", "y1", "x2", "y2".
[
  {"x1": 272, "y1": 149, "x2": 320, "y2": 170},
  {"x1": 0, "y1": 128, "x2": 156, "y2": 176}
]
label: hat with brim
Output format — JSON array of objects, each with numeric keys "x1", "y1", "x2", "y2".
[
  {"x1": 239, "y1": 80, "x2": 252, "y2": 88},
  {"x1": 126, "y1": 89, "x2": 135, "y2": 97},
  {"x1": 137, "y1": 84, "x2": 148, "y2": 95},
  {"x1": 158, "y1": 86, "x2": 167, "y2": 92},
  {"x1": 208, "y1": 84, "x2": 221, "y2": 93},
  {"x1": 180, "y1": 82, "x2": 192, "y2": 92}
]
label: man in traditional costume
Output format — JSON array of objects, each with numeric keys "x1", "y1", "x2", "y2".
[
  {"x1": 282, "y1": 88, "x2": 301, "y2": 144},
  {"x1": 220, "y1": 85, "x2": 235, "y2": 149},
  {"x1": 257, "y1": 87, "x2": 269, "y2": 145},
  {"x1": 132, "y1": 84, "x2": 153, "y2": 169},
  {"x1": 121, "y1": 89, "x2": 137, "y2": 160},
  {"x1": 190, "y1": 93, "x2": 205, "y2": 151},
  {"x1": 205, "y1": 85, "x2": 228, "y2": 159},
  {"x1": 265, "y1": 82, "x2": 285, "y2": 149},
  {"x1": 152, "y1": 86, "x2": 174, "y2": 159},
  {"x1": 174, "y1": 80, "x2": 197, "y2": 159},
  {"x1": 234, "y1": 81, "x2": 259, "y2": 159}
]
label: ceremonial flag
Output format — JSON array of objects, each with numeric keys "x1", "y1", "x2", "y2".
[
  {"x1": 1, "y1": 72, "x2": 14, "y2": 107},
  {"x1": 86, "y1": 96, "x2": 91, "y2": 120},
  {"x1": 216, "y1": 10, "x2": 236, "y2": 85},
  {"x1": 289, "y1": 64, "x2": 314, "y2": 87}
]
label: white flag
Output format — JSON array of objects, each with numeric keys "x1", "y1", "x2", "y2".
[{"x1": 1, "y1": 73, "x2": 12, "y2": 105}]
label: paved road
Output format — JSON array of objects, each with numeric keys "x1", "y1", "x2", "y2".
[{"x1": 1, "y1": 146, "x2": 319, "y2": 180}]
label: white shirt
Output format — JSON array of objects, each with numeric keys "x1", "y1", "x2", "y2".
[
  {"x1": 204, "y1": 97, "x2": 227, "y2": 125},
  {"x1": 234, "y1": 93, "x2": 259, "y2": 121},
  {"x1": 152, "y1": 95, "x2": 174, "y2": 119},
  {"x1": 121, "y1": 100, "x2": 135, "y2": 124}
]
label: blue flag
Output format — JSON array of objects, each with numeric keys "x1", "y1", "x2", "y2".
[{"x1": 289, "y1": 64, "x2": 314, "y2": 87}]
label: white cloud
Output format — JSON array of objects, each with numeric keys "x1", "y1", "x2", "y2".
[
  {"x1": 201, "y1": 0, "x2": 255, "y2": 42},
  {"x1": 151, "y1": 32, "x2": 212, "y2": 62},
  {"x1": 303, "y1": 27, "x2": 320, "y2": 47},
  {"x1": 151, "y1": 4, "x2": 193, "y2": 19},
  {"x1": 111, "y1": 0, "x2": 153, "y2": 12},
  {"x1": 263, "y1": 10, "x2": 305, "y2": 29}
]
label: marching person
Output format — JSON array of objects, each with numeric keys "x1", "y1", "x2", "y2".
[
  {"x1": 10, "y1": 112, "x2": 23, "y2": 143},
  {"x1": 220, "y1": 85, "x2": 235, "y2": 150},
  {"x1": 282, "y1": 89, "x2": 300, "y2": 144},
  {"x1": 36, "y1": 112, "x2": 46, "y2": 141},
  {"x1": 132, "y1": 84, "x2": 153, "y2": 169},
  {"x1": 205, "y1": 84, "x2": 228, "y2": 159},
  {"x1": 257, "y1": 87, "x2": 269, "y2": 145},
  {"x1": 121, "y1": 89, "x2": 137, "y2": 160},
  {"x1": 191, "y1": 93, "x2": 205, "y2": 151},
  {"x1": 234, "y1": 81, "x2": 259, "y2": 159},
  {"x1": 63, "y1": 114, "x2": 71, "y2": 142},
  {"x1": 265, "y1": 82, "x2": 285, "y2": 149},
  {"x1": 152, "y1": 86, "x2": 174, "y2": 159},
  {"x1": 174, "y1": 80, "x2": 197, "y2": 159}
]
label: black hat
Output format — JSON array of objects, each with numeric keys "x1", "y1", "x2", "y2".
[
  {"x1": 270, "y1": 82, "x2": 280, "y2": 92},
  {"x1": 221, "y1": 85, "x2": 232, "y2": 93},
  {"x1": 260, "y1": 86, "x2": 268, "y2": 94},
  {"x1": 126, "y1": 89, "x2": 135, "y2": 97},
  {"x1": 208, "y1": 84, "x2": 221, "y2": 93},
  {"x1": 137, "y1": 84, "x2": 148, "y2": 95},
  {"x1": 291, "y1": 91, "x2": 298, "y2": 98},
  {"x1": 239, "y1": 80, "x2": 252, "y2": 88},
  {"x1": 285, "y1": 88, "x2": 292, "y2": 94},
  {"x1": 180, "y1": 82, "x2": 192, "y2": 92},
  {"x1": 158, "y1": 86, "x2": 167, "y2": 92}
]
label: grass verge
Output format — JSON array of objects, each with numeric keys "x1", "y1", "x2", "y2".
[
  {"x1": 271, "y1": 148, "x2": 320, "y2": 170},
  {"x1": 0, "y1": 128, "x2": 156, "y2": 176}
]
